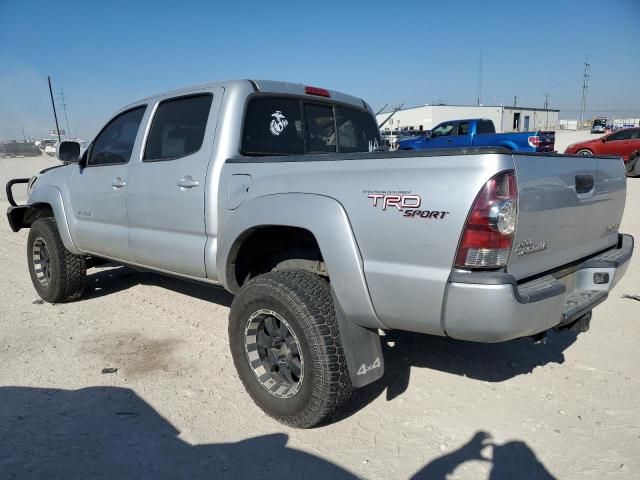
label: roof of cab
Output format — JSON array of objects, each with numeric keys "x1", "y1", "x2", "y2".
[{"x1": 119, "y1": 79, "x2": 368, "y2": 113}]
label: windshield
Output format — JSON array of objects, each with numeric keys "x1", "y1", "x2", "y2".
[
  {"x1": 242, "y1": 96, "x2": 381, "y2": 156},
  {"x1": 593, "y1": 119, "x2": 607, "y2": 126}
]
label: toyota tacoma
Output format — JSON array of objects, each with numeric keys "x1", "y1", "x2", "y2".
[{"x1": 6, "y1": 80, "x2": 633, "y2": 428}]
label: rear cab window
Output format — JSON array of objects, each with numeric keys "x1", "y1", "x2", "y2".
[
  {"x1": 476, "y1": 120, "x2": 496, "y2": 134},
  {"x1": 144, "y1": 94, "x2": 213, "y2": 161},
  {"x1": 241, "y1": 95, "x2": 381, "y2": 156}
]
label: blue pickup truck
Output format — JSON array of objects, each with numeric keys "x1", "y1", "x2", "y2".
[{"x1": 397, "y1": 118, "x2": 555, "y2": 152}]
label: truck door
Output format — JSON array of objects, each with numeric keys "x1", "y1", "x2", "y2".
[
  {"x1": 428, "y1": 121, "x2": 459, "y2": 148},
  {"x1": 126, "y1": 88, "x2": 223, "y2": 278},
  {"x1": 68, "y1": 105, "x2": 147, "y2": 260}
]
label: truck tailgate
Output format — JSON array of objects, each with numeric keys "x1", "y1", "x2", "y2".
[{"x1": 508, "y1": 153, "x2": 627, "y2": 280}]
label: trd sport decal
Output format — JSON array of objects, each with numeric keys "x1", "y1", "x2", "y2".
[{"x1": 364, "y1": 190, "x2": 449, "y2": 219}]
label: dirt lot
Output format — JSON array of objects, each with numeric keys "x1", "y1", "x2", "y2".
[{"x1": 1, "y1": 134, "x2": 638, "y2": 479}]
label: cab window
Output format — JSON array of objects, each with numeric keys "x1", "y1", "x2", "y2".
[
  {"x1": 88, "y1": 106, "x2": 146, "y2": 166},
  {"x1": 607, "y1": 129, "x2": 634, "y2": 141},
  {"x1": 457, "y1": 122, "x2": 470, "y2": 136},
  {"x1": 144, "y1": 94, "x2": 213, "y2": 161},
  {"x1": 431, "y1": 122, "x2": 456, "y2": 138}
]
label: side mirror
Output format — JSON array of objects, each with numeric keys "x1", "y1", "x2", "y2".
[
  {"x1": 57, "y1": 141, "x2": 81, "y2": 163},
  {"x1": 601, "y1": 137, "x2": 606, "y2": 143}
]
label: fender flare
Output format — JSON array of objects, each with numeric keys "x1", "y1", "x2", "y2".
[
  {"x1": 496, "y1": 140, "x2": 516, "y2": 151},
  {"x1": 27, "y1": 185, "x2": 81, "y2": 255},
  {"x1": 219, "y1": 193, "x2": 384, "y2": 330}
]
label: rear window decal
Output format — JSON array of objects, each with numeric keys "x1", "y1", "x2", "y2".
[{"x1": 269, "y1": 110, "x2": 289, "y2": 136}]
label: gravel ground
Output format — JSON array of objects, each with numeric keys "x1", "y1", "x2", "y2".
[{"x1": 1, "y1": 133, "x2": 638, "y2": 479}]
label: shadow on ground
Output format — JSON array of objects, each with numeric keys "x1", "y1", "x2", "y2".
[
  {"x1": 410, "y1": 431, "x2": 556, "y2": 479},
  {"x1": 0, "y1": 387, "x2": 555, "y2": 479},
  {"x1": 83, "y1": 264, "x2": 233, "y2": 307},
  {"x1": 339, "y1": 328, "x2": 578, "y2": 421}
]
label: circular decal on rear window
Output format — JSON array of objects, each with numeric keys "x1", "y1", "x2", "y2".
[{"x1": 269, "y1": 110, "x2": 289, "y2": 136}]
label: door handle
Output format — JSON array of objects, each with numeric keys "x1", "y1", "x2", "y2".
[
  {"x1": 111, "y1": 177, "x2": 126, "y2": 188},
  {"x1": 575, "y1": 175, "x2": 594, "y2": 194},
  {"x1": 447, "y1": 139, "x2": 453, "y2": 143},
  {"x1": 177, "y1": 176, "x2": 199, "y2": 189}
]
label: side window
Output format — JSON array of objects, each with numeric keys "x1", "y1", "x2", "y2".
[
  {"x1": 88, "y1": 106, "x2": 146, "y2": 166},
  {"x1": 431, "y1": 122, "x2": 456, "y2": 138},
  {"x1": 336, "y1": 106, "x2": 381, "y2": 153},
  {"x1": 242, "y1": 97, "x2": 304, "y2": 155},
  {"x1": 476, "y1": 120, "x2": 496, "y2": 134},
  {"x1": 144, "y1": 94, "x2": 213, "y2": 161},
  {"x1": 305, "y1": 104, "x2": 336, "y2": 153},
  {"x1": 458, "y1": 122, "x2": 470, "y2": 136}
]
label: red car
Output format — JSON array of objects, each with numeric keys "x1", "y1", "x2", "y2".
[{"x1": 565, "y1": 127, "x2": 640, "y2": 176}]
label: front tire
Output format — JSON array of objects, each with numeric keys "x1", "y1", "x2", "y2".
[
  {"x1": 27, "y1": 218, "x2": 86, "y2": 303},
  {"x1": 576, "y1": 149, "x2": 593, "y2": 156},
  {"x1": 229, "y1": 270, "x2": 353, "y2": 428}
]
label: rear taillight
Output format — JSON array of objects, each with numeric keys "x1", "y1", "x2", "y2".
[
  {"x1": 528, "y1": 136, "x2": 540, "y2": 148},
  {"x1": 454, "y1": 170, "x2": 518, "y2": 269}
]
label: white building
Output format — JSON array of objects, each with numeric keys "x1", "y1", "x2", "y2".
[{"x1": 377, "y1": 104, "x2": 559, "y2": 133}]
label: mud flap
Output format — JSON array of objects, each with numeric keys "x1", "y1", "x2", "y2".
[{"x1": 332, "y1": 289, "x2": 384, "y2": 388}]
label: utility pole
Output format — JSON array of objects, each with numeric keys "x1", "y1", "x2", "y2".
[
  {"x1": 544, "y1": 93, "x2": 549, "y2": 128},
  {"x1": 580, "y1": 57, "x2": 590, "y2": 125},
  {"x1": 47, "y1": 76, "x2": 62, "y2": 142},
  {"x1": 58, "y1": 89, "x2": 71, "y2": 139},
  {"x1": 477, "y1": 50, "x2": 483, "y2": 106},
  {"x1": 21, "y1": 123, "x2": 26, "y2": 142},
  {"x1": 513, "y1": 96, "x2": 518, "y2": 108}
]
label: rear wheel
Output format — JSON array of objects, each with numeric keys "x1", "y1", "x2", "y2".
[
  {"x1": 576, "y1": 149, "x2": 593, "y2": 156},
  {"x1": 229, "y1": 270, "x2": 353, "y2": 428},
  {"x1": 27, "y1": 218, "x2": 86, "y2": 303}
]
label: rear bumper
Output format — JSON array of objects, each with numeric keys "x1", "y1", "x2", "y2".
[{"x1": 443, "y1": 234, "x2": 634, "y2": 342}]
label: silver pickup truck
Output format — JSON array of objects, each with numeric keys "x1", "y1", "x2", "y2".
[{"x1": 6, "y1": 80, "x2": 633, "y2": 428}]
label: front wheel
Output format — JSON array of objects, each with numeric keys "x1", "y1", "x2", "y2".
[
  {"x1": 27, "y1": 218, "x2": 86, "y2": 303},
  {"x1": 576, "y1": 149, "x2": 593, "y2": 156},
  {"x1": 228, "y1": 270, "x2": 353, "y2": 428}
]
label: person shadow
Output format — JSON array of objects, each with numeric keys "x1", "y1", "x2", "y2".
[{"x1": 411, "y1": 431, "x2": 556, "y2": 480}]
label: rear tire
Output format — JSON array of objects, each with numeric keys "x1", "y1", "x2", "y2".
[
  {"x1": 576, "y1": 149, "x2": 593, "y2": 156},
  {"x1": 27, "y1": 218, "x2": 86, "y2": 303},
  {"x1": 626, "y1": 151, "x2": 640, "y2": 177},
  {"x1": 228, "y1": 270, "x2": 353, "y2": 428}
]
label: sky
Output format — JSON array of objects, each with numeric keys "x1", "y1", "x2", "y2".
[{"x1": 1, "y1": 0, "x2": 639, "y2": 141}]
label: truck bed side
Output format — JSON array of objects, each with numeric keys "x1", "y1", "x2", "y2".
[{"x1": 220, "y1": 149, "x2": 514, "y2": 335}]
